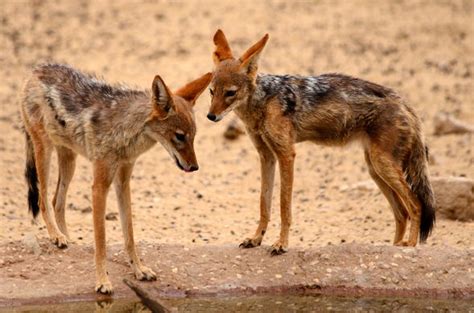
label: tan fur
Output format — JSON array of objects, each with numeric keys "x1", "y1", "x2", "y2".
[
  {"x1": 208, "y1": 30, "x2": 435, "y2": 254},
  {"x1": 21, "y1": 64, "x2": 212, "y2": 293}
]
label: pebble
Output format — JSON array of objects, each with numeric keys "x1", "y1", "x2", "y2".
[
  {"x1": 275, "y1": 274, "x2": 282, "y2": 279},
  {"x1": 22, "y1": 232, "x2": 41, "y2": 255}
]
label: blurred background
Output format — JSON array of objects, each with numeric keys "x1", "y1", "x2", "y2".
[{"x1": 0, "y1": 0, "x2": 472, "y2": 249}]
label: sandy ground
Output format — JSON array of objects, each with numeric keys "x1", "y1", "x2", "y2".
[
  {"x1": 0, "y1": 0, "x2": 473, "y2": 303},
  {"x1": 1, "y1": 240, "x2": 473, "y2": 306}
]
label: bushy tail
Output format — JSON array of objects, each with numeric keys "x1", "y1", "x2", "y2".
[
  {"x1": 405, "y1": 137, "x2": 436, "y2": 243},
  {"x1": 25, "y1": 133, "x2": 40, "y2": 218}
]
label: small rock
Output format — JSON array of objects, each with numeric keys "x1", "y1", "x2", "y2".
[
  {"x1": 379, "y1": 263, "x2": 390, "y2": 269},
  {"x1": 105, "y1": 212, "x2": 118, "y2": 221},
  {"x1": 23, "y1": 232, "x2": 41, "y2": 255},
  {"x1": 275, "y1": 274, "x2": 282, "y2": 279},
  {"x1": 81, "y1": 206, "x2": 92, "y2": 213},
  {"x1": 223, "y1": 118, "x2": 245, "y2": 140},
  {"x1": 431, "y1": 176, "x2": 474, "y2": 221}
]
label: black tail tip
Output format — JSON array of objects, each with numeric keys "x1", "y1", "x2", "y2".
[{"x1": 419, "y1": 207, "x2": 436, "y2": 243}]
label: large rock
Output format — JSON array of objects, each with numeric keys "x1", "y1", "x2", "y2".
[
  {"x1": 431, "y1": 176, "x2": 474, "y2": 221},
  {"x1": 433, "y1": 112, "x2": 474, "y2": 136}
]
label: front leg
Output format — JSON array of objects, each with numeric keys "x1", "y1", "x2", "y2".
[
  {"x1": 240, "y1": 134, "x2": 276, "y2": 248},
  {"x1": 270, "y1": 145, "x2": 295, "y2": 255},
  {"x1": 92, "y1": 160, "x2": 117, "y2": 294},
  {"x1": 114, "y1": 162, "x2": 156, "y2": 281}
]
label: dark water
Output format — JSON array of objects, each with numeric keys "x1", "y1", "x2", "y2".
[{"x1": 3, "y1": 295, "x2": 474, "y2": 312}]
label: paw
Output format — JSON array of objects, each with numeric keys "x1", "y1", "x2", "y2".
[
  {"x1": 239, "y1": 237, "x2": 262, "y2": 249},
  {"x1": 95, "y1": 279, "x2": 113, "y2": 295},
  {"x1": 270, "y1": 240, "x2": 288, "y2": 256},
  {"x1": 134, "y1": 265, "x2": 157, "y2": 281},
  {"x1": 52, "y1": 233, "x2": 68, "y2": 249}
]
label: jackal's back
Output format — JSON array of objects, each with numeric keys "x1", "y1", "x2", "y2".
[
  {"x1": 256, "y1": 73, "x2": 410, "y2": 144},
  {"x1": 30, "y1": 63, "x2": 147, "y2": 113},
  {"x1": 20, "y1": 63, "x2": 153, "y2": 159}
]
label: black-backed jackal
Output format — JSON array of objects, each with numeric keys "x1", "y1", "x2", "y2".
[
  {"x1": 207, "y1": 30, "x2": 435, "y2": 255},
  {"x1": 20, "y1": 63, "x2": 212, "y2": 293}
]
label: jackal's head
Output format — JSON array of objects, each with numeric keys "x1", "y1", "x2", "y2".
[
  {"x1": 207, "y1": 29, "x2": 269, "y2": 122},
  {"x1": 147, "y1": 73, "x2": 212, "y2": 172}
]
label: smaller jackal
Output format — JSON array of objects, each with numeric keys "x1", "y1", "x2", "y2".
[
  {"x1": 20, "y1": 63, "x2": 212, "y2": 294},
  {"x1": 207, "y1": 30, "x2": 435, "y2": 255}
]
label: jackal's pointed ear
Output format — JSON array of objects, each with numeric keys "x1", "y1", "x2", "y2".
[
  {"x1": 239, "y1": 34, "x2": 269, "y2": 79},
  {"x1": 213, "y1": 29, "x2": 234, "y2": 64},
  {"x1": 151, "y1": 75, "x2": 174, "y2": 119},
  {"x1": 175, "y1": 72, "x2": 213, "y2": 107}
]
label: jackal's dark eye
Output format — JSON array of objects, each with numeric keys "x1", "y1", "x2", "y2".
[
  {"x1": 224, "y1": 90, "x2": 236, "y2": 97},
  {"x1": 209, "y1": 88, "x2": 214, "y2": 96},
  {"x1": 175, "y1": 133, "x2": 186, "y2": 142}
]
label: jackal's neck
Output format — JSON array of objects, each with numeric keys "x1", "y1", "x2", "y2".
[
  {"x1": 233, "y1": 74, "x2": 276, "y2": 123},
  {"x1": 92, "y1": 94, "x2": 157, "y2": 160}
]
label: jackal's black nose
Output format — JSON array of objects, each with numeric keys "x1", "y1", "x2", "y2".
[
  {"x1": 189, "y1": 165, "x2": 199, "y2": 172},
  {"x1": 207, "y1": 113, "x2": 217, "y2": 121}
]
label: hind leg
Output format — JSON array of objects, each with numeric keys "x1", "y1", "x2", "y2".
[
  {"x1": 368, "y1": 144, "x2": 421, "y2": 247},
  {"x1": 364, "y1": 151, "x2": 408, "y2": 244},
  {"x1": 30, "y1": 125, "x2": 68, "y2": 248},
  {"x1": 52, "y1": 146, "x2": 77, "y2": 239}
]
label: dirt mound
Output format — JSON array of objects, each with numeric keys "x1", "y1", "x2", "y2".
[{"x1": 0, "y1": 239, "x2": 472, "y2": 306}]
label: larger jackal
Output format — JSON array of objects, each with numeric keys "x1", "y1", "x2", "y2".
[
  {"x1": 207, "y1": 30, "x2": 435, "y2": 255},
  {"x1": 20, "y1": 63, "x2": 211, "y2": 293}
]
